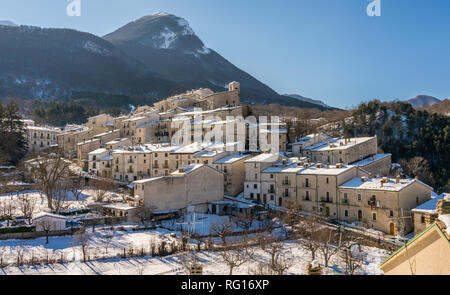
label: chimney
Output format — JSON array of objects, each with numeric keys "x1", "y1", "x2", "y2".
[
  {"x1": 395, "y1": 175, "x2": 400, "y2": 184},
  {"x1": 361, "y1": 176, "x2": 368, "y2": 182},
  {"x1": 380, "y1": 181, "x2": 384, "y2": 188},
  {"x1": 437, "y1": 199, "x2": 450, "y2": 216}
]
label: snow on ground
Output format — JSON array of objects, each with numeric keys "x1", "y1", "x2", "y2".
[
  {"x1": 0, "y1": 225, "x2": 178, "y2": 265},
  {"x1": 0, "y1": 236, "x2": 388, "y2": 275}
]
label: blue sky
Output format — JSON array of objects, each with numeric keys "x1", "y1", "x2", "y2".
[{"x1": 1, "y1": 0, "x2": 449, "y2": 108}]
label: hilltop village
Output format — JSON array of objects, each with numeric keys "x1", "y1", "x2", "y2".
[{"x1": 1, "y1": 81, "x2": 448, "y2": 275}]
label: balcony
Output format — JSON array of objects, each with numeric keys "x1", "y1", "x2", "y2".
[
  {"x1": 127, "y1": 169, "x2": 134, "y2": 173},
  {"x1": 319, "y1": 197, "x2": 333, "y2": 203},
  {"x1": 342, "y1": 199, "x2": 349, "y2": 204},
  {"x1": 283, "y1": 192, "x2": 290, "y2": 198},
  {"x1": 281, "y1": 180, "x2": 291, "y2": 186},
  {"x1": 128, "y1": 159, "x2": 134, "y2": 164},
  {"x1": 302, "y1": 196, "x2": 311, "y2": 201},
  {"x1": 268, "y1": 188, "x2": 275, "y2": 194},
  {"x1": 163, "y1": 165, "x2": 170, "y2": 169}
]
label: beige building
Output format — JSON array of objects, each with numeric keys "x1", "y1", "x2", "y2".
[
  {"x1": 26, "y1": 126, "x2": 61, "y2": 152},
  {"x1": 77, "y1": 138, "x2": 101, "y2": 170},
  {"x1": 291, "y1": 133, "x2": 331, "y2": 156},
  {"x1": 88, "y1": 148, "x2": 111, "y2": 177},
  {"x1": 86, "y1": 114, "x2": 115, "y2": 134},
  {"x1": 303, "y1": 137, "x2": 378, "y2": 165},
  {"x1": 379, "y1": 214, "x2": 450, "y2": 275},
  {"x1": 57, "y1": 127, "x2": 93, "y2": 156},
  {"x1": 244, "y1": 153, "x2": 281, "y2": 202},
  {"x1": 105, "y1": 138, "x2": 132, "y2": 150},
  {"x1": 214, "y1": 154, "x2": 251, "y2": 197},
  {"x1": 352, "y1": 153, "x2": 392, "y2": 177},
  {"x1": 412, "y1": 194, "x2": 449, "y2": 235},
  {"x1": 112, "y1": 146, "x2": 153, "y2": 182},
  {"x1": 338, "y1": 176, "x2": 433, "y2": 234},
  {"x1": 133, "y1": 164, "x2": 224, "y2": 213}
]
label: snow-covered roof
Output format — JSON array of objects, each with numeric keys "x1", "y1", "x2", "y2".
[
  {"x1": 136, "y1": 121, "x2": 158, "y2": 129},
  {"x1": 263, "y1": 163, "x2": 306, "y2": 174},
  {"x1": 352, "y1": 154, "x2": 391, "y2": 166},
  {"x1": 102, "y1": 203, "x2": 136, "y2": 211},
  {"x1": 89, "y1": 148, "x2": 108, "y2": 155},
  {"x1": 214, "y1": 154, "x2": 250, "y2": 164},
  {"x1": 26, "y1": 125, "x2": 61, "y2": 132},
  {"x1": 194, "y1": 150, "x2": 225, "y2": 158},
  {"x1": 438, "y1": 215, "x2": 450, "y2": 236},
  {"x1": 339, "y1": 177, "x2": 432, "y2": 192},
  {"x1": 412, "y1": 194, "x2": 445, "y2": 214},
  {"x1": 33, "y1": 212, "x2": 67, "y2": 220},
  {"x1": 245, "y1": 153, "x2": 280, "y2": 163},
  {"x1": 304, "y1": 137, "x2": 375, "y2": 152},
  {"x1": 295, "y1": 164, "x2": 355, "y2": 176}
]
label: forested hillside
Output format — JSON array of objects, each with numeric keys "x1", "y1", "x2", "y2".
[{"x1": 345, "y1": 100, "x2": 450, "y2": 192}]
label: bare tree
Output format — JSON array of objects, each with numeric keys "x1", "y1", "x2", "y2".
[
  {"x1": 36, "y1": 219, "x2": 53, "y2": 244},
  {"x1": 233, "y1": 210, "x2": 256, "y2": 234},
  {"x1": 339, "y1": 234, "x2": 364, "y2": 275},
  {"x1": 282, "y1": 201, "x2": 302, "y2": 238},
  {"x1": 248, "y1": 262, "x2": 275, "y2": 275},
  {"x1": 17, "y1": 192, "x2": 36, "y2": 224},
  {"x1": 67, "y1": 177, "x2": 85, "y2": 202},
  {"x1": 220, "y1": 245, "x2": 250, "y2": 275},
  {"x1": 270, "y1": 252, "x2": 293, "y2": 275},
  {"x1": 27, "y1": 151, "x2": 72, "y2": 210},
  {"x1": 90, "y1": 179, "x2": 117, "y2": 203},
  {"x1": 100, "y1": 228, "x2": 115, "y2": 255},
  {"x1": 297, "y1": 215, "x2": 322, "y2": 261},
  {"x1": 0, "y1": 198, "x2": 15, "y2": 226},
  {"x1": 317, "y1": 228, "x2": 339, "y2": 267},
  {"x1": 74, "y1": 227, "x2": 92, "y2": 262},
  {"x1": 210, "y1": 218, "x2": 234, "y2": 245}
]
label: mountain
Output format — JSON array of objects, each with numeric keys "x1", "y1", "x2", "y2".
[
  {"x1": 405, "y1": 95, "x2": 441, "y2": 107},
  {"x1": 0, "y1": 20, "x2": 17, "y2": 27},
  {"x1": 0, "y1": 25, "x2": 183, "y2": 99},
  {"x1": 103, "y1": 13, "x2": 327, "y2": 109},
  {"x1": 284, "y1": 94, "x2": 332, "y2": 108},
  {"x1": 0, "y1": 13, "x2": 331, "y2": 110}
]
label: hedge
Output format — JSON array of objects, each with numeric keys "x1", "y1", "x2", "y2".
[{"x1": 0, "y1": 226, "x2": 35, "y2": 234}]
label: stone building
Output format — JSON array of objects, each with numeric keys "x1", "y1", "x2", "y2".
[
  {"x1": 338, "y1": 176, "x2": 433, "y2": 234},
  {"x1": 133, "y1": 164, "x2": 224, "y2": 213},
  {"x1": 380, "y1": 208, "x2": 450, "y2": 275},
  {"x1": 26, "y1": 126, "x2": 61, "y2": 152},
  {"x1": 86, "y1": 114, "x2": 115, "y2": 134},
  {"x1": 351, "y1": 153, "x2": 392, "y2": 177},
  {"x1": 105, "y1": 138, "x2": 132, "y2": 150},
  {"x1": 412, "y1": 193, "x2": 449, "y2": 235},
  {"x1": 291, "y1": 133, "x2": 331, "y2": 156},
  {"x1": 214, "y1": 154, "x2": 251, "y2": 197},
  {"x1": 303, "y1": 136, "x2": 378, "y2": 165},
  {"x1": 112, "y1": 146, "x2": 154, "y2": 182},
  {"x1": 244, "y1": 153, "x2": 281, "y2": 202}
]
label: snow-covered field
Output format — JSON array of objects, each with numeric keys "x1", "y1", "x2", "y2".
[{"x1": 0, "y1": 220, "x2": 389, "y2": 275}]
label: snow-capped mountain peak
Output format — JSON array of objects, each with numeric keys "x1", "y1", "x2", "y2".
[
  {"x1": 0, "y1": 20, "x2": 18, "y2": 27},
  {"x1": 104, "y1": 13, "x2": 210, "y2": 57}
]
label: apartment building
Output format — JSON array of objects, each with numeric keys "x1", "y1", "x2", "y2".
[
  {"x1": 105, "y1": 138, "x2": 132, "y2": 150},
  {"x1": 133, "y1": 164, "x2": 224, "y2": 213},
  {"x1": 338, "y1": 176, "x2": 433, "y2": 234},
  {"x1": 291, "y1": 133, "x2": 331, "y2": 156},
  {"x1": 112, "y1": 146, "x2": 154, "y2": 182},
  {"x1": 88, "y1": 148, "x2": 111, "y2": 177},
  {"x1": 303, "y1": 136, "x2": 378, "y2": 165},
  {"x1": 244, "y1": 153, "x2": 281, "y2": 202},
  {"x1": 214, "y1": 154, "x2": 250, "y2": 197},
  {"x1": 26, "y1": 126, "x2": 61, "y2": 152}
]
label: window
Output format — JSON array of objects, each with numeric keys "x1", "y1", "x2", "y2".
[
  {"x1": 344, "y1": 210, "x2": 348, "y2": 217},
  {"x1": 416, "y1": 197, "x2": 419, "y2": 204},
  {"x1": 357, "y1": 194, "x2": 362, "y2": 201},
  {"x1": 421, "y1": 215, "x2": 425, "y2": 224},
  {"x1": 390, "y1": 210, "x2": 394, "y2": 217},
  {"x1": 326, "y1": 177, "x2": 329, "y2": 184},
  {"x1": 254, "y1": 184, "x2": 258, "y2": 189},
  {"x1": 250, "y1": 193, "x2": 254, "y2": 199},
  {"x1": 372, "y1": 213, "x2": 377, "y2": 221},
  {"x1": 270, "y1": 174, "x2": 274, "y2": 179},
  {"x1": 255, "y1": 174, "x2": 258, "y2": 179}
]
